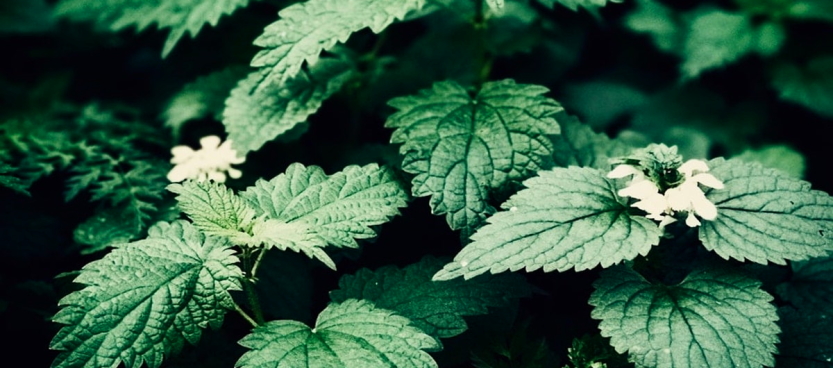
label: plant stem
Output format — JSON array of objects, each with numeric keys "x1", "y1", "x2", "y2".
[
  {"x1": 250, "y1": 248, "x2": 267, "y2": 279},
  {"x1": 233, "y1": 302, "x2": 260, "y2": 328},
  {"x1": 242, "y1": 276, "x2": 266, "y2": 325}
]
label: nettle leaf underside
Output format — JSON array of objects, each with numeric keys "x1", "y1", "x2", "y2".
[
  {"x1": 241, "y1": 163, "x2": 409, "y2": 249},
  {"x1": 433, "y1": 166, "x2": 661, "y2": 281},
  {"x1": 50, "y1": 221, "x2": 242, "y2": 368},
  {"x1": 330, "y1": 256, "x2": 530, "y2": 338},
  {"x1": 700, "y1": 158, "x2": 833, "y2": 265},
  {"x1": 386, "y1": 79, "x2": 562, "y2": 234},
  {"x1": 224, "y1": 55, "x2": 357, "y2": 155},
  {"x1": 590, "y1": 265, "x2": 780, "y2": 368},
  {"x1": 55, "y1": 0, "x2": 251, "y2": 56},
  {"x1": 236, "y1": 299, "x2": 440, "y2": 368},
  {"x1": 252, "y1": 0, "x2": 425, "y2": 87}
]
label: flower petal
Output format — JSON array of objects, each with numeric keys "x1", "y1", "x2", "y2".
[
  {"x1": 199, "y1": 135, "x2": 222, "y2": 150},
  {"x1": 690, "y1": 190, "x2": 718, "y2": 220},
  {"x1": 679, "y1": 159, "x2": 709, "y2": 176},
  {"x1": 167, "y1": 164, "x2": 195, "y2": 182},
  {"x1": 664, "y1": 185, "x2": 691, "y2": 212},
  {"x1": 607, "y1": 165, "x2": 641, "y2": 179},
  {"x1": 691, "y1": 173, "x2": 724, "y2": 189},
  {"x1": 633, "y1": 192, "x2": 667, "y2": 217},
  {"x1": 685, "y1": 212, "x2": 701, "y2": 227},
  {"x1": 227, "y1": 168, "x2": 242, "y2": 179},
  {"x1": 207, "y1": 170, "x2": 227, "y2": 183},
  {"x1": 170, "y1": 146, "x2": 195, "y2": 164},
  {"x1": 619, "y1": 180, "x2": 659, "y2": 200}
]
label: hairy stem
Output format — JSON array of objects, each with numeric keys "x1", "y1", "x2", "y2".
[
  {"x1": 233, "y1": 302, "x2": 260, "y2": 328},
  {"x1": 242, "y1": 276, "x2": 266, "y2": 325}
]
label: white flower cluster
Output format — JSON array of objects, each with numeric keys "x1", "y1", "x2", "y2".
[
  {"x1": 167, "y1": 135, "x2": 245, "y2": 183},
  {"x1": 608, "y1": 159, "x2": 724, "y2": 227}
]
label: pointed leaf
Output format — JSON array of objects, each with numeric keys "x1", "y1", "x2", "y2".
[
  {"x1": 590, "y1": 265, "x2": 780, "y2": 368},
  {"x1": 50, "y1": 220, "x2": 243, "y2": 368},
  {"x1": 771, "y1": 56, "x2": 833, "y2": 118},
  {"x1": 54, "y1": 0, "x2": 251, "y2": 57},
  {"x1": 433, "y1": 167, "x2": 661, "y2": 280},
  {"x1": 330, "y1": 256, "x2": 530, "y2": 338},
  {"x1": 73, "y1": 202, "x2": 143, "y2": 254},
  {"x1": 538, "y1": 0, "x2": 622, "y2": 11},
  {"x1": 241, "y1": 163, "x2": 409, "y2": 248},
  {"x1": 776, "y1": 307, "x2": 833, "y2": 367},
  {"x1": 236, "y1": 299, "x2": 440, "y2": 368},
  {"x1": 550, "y1": 114, "x2": 633, "y2": 169},
  {"x1": 251, "y1": 0, "x2": 425, "y2": 86},
  {"x1": 224, "y1": 56, "x2": 357, "y2": 155},
  {"x1": 776, "y1": 254, "x2": 833, "y2": 312},
  {"x1": 168, "y1": 180, "x2": 257, "y2": 244},
  {"x1": 251, "y1": 219, "x2": 336, "y2": 269},
  {"x1": 386, "y1": 79, "x2": 562, "y2": 234},
  {"x1": 485, "y1": 0, "x2": 504, "y2": 11},
  {"x1": 699, "y1": 158, "x2": 833, "y2": 265}
]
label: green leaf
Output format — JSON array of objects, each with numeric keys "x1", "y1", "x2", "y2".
[
  {"x1": 330, "y1": 256, "x2": 530, "y2": 338},
  {"x1": 73, "y1": 202, "x2": 143, "y2": 254},
  {"x1": 590, "y1": 265, "x2": 780, "y2": 368},
  {"x1": 251, "y1": 0, "x2": 424, "y2": 87},
  {"x1": 236, "y1": 299, "x2": 440, "y2": 368},
  {"x1": 550, "y1": 114, "x2": 633, "y2": 169},
  {"x1": 224, "y1": 55, "x2": 357, "y2": 155},
  {"x1": 50, "y1": 220, "x2": 243, "y2": 368},
  {"x1": 0, "y1": 161, "x2": 30, "y2": 195},
  {"x1": 776, "y1": 254, "x2": 833, "y2": 312},
  {"x1": 776, "y1": 307, "x2": 833, "y2": 367},
  {"x1": 733, "y1": 144, "x2": 806, "y2": 178},
  {"x1": 163, "y1": 66, "x2": 248, "y2": 138},
  {"x1": 54, "y1": 0, "x2": 251, "y2": 57},
  {"x1": 167, "y1": 180, "x2": 257, "y2": 243},
  {"x1": 624, "y1": 0, "x2": 681, "y2": 54},
  {"x1": 485, "y1": 0, "x2": 505, "y2": 11},
  {"x1": 241, "y1": 163, "x2": 409, "y2": 248},
  {"x1": 699, "y1": 158, "x2": 833, "y2": 265},
  {"x1": 681, "y1": 9, "x2": 756, "y2": 79},
  {"x1": 771, "y1": 56, "x2": 833, "y2": 118},
  {"x1": 251, "y1": 219, "x2": 336, "y2": 270},
  {"x1": 433, "y1": 166, "x2": 661, "y2": 281},
  {"x1": 386, "y1": 79, "x2": 562, "y2": 234},
  {"x1": 537, "y1": 0, "x2": 622, "y2": 11}
]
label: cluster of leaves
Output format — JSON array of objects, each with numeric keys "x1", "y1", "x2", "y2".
[
  {"x1": 0, "y1": 104, "x2": 175, "y2": 254},
  {"x1": 0, "y1": 0, "x2": 828, "y2": 367}
]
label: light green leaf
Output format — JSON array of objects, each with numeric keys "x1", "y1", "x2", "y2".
[
  {"x1": 734, "y1": 0, "x2": 833, "y2": 23},
  {"x1": 50, "y1": 220, "x2": 243, "y2": 368},
  {"x1": 733, "y1": 144, "x2": 805, "y2": 178},
  {"x1": 624, "y1": 0, "x2": 680, "y2": 53},
  {"x1": 0, "y1": 161, "x2": 30, "y2": 195},
  {"x1": 699, "y1": 158, "x2": 833, "y2": 265},
  {"x1": 236, "y1": 299, "x2": 440, "y2": 368},
  {"x1": 73, "y1": 202, "x2": 143, "y2": 254},
  {"x1": 681, "y1": 9, "x2": 756, "y2": 79},
  {"x1": 251, "y1": 219, "x2": 336, "y2": 270},
  {"x1": 550, "y1": 114, "x2": 633, "y2": 169},
  {"x1": 537, "y1": 0, "x2": 622, "y2": 11},
  {"x1": 386, "y1": 79, "x2": 562, "y2": 234},
  {"x1": 485, "y1": 0, "x2": 504, "y2": 11},
  {"x1": 251, "y1": 0, "x2": 424, "y2": 87},
  {"x1": 433, "y1": 167, "x2": 661, "y2": 281},
  {"x1": 223, "y1": 56, "x2": 357, "y2": 155},
  {"x1": 241, "y1": 163, "x2": 409, "y2": 248},
  {"x1": 771, "y1": 56, "x2": 833, "y2": 118},
  {"x1": 167, "y1": 180, "x2": 257, "y2": 244},
  {"x1": 330, "y1": 256, "x2": 530, "y2": 338},
  {"x1": 776, "y1": 255, "x2": 833, "y2": 312},
  {"x1": 163, "y1": 66, "x2": 248, "y2": 138},
  {"x1": 776, "y1": 307, "x2": 833, "y2": 367},
  {"x1": 590, "y1": 265, "x2": 780, "y2": 368},
  {"x1": 54, "y1": 0, "x2": 251, "y2": 57}
]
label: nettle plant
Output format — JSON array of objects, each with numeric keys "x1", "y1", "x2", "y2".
[{"x1": 2, "y1": 0, "x2": 832, "y2": 367}]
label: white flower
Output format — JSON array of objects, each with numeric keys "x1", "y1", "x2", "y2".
[
  {"x1": 663, "y1": 159, "x2": 724, "y2": 226},
  {"x1": 608, "y1": 159, "x2": 724, "y2": 228},
  {"x1": 167, "y1": 135, "x2": 245, "y2": 183}
]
